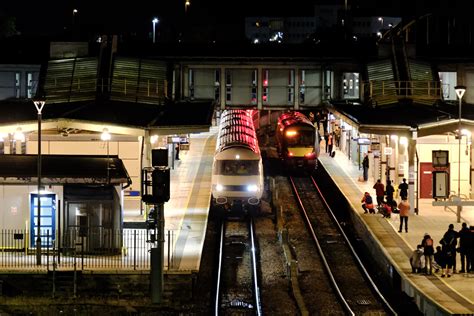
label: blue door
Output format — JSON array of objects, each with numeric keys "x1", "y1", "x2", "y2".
[{"x1": 30, "y1": 194, "x2": 56, "y2": 247}]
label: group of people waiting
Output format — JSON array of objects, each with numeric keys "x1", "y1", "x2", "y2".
[
  {"x1": 361, "y1": 178, "x2": 410, "y2": 232},
  {"x1": 410, "y1": 223, "x2": 474, "y2": 277}
]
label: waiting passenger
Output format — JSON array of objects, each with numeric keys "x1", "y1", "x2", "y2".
[
  {"x1": 379, "y1": 201, "x2": 392, "y2": 218},
  {"x1": 410, "y1": 245, "x2": 424, "y2": 273},
  {"x1": 361, "y1": 192, "x2": 375, "y2": 214}
]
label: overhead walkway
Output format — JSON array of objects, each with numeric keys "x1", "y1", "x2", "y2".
[{"x1": 318, "y1": 147, "x2": 474, "y2": 315}]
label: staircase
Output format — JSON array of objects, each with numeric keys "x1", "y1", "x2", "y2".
[
  {"x1": 366, "y1": 60, "x2": 398, "y2": 106},
  {"x1": 110, "y1": 57, "x2": 167, "y2": 105},
  {"x1": 43, "y1": 58, "x2": 98, "y2": 104}
]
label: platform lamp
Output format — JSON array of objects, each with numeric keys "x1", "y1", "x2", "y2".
[
  {"x1": 152, "y1": 18, "x2": 159, "y2": 43},
  {"x1": 33, "y1": 98, "x2": 46, "y2": 265},
  {"x1": 455, "y1": 85, "x2": 466, "y2": 198}
]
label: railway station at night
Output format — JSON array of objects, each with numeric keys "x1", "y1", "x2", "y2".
[{"x1": 0, "y1": 1, "x2": 474, "y2": 315}]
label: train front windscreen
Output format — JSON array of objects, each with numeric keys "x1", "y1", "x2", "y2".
[
  {"x1": 216, "y1": 160, "x2": 259, "y2": 176},
  {"x1": 285, "y1": 129, "x2": 315, "y2": 147}
]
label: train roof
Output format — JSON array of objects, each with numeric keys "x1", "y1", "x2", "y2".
[
  {"x1": 278, "y1": 111, "x2": 314, "y2": 129},
  {"x1": 216, "y1": 110, "x2": 260, "y2": 154}
]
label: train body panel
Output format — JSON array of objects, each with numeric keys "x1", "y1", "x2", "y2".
[
  {"x1": 211, "y1": 110, "x2": 264, "y2": 210},
  {"x1": 276, "y1": 111, "x2": 319, "y2": 171}
]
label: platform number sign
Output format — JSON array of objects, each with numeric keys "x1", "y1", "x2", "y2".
[{"x1": 30, "y1": 194, "x2": 56, "y2": 247}]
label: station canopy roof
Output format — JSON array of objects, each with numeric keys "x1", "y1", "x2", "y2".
[
  {"x1": 0, "y1": 99, "x2": 214, "y2": 136},
  {"x1": 328, "y1": 100, "x2": 474, "y2": 137},
  {"x1": 0, "y1": 154, "x2": 131, "y2": 185}
]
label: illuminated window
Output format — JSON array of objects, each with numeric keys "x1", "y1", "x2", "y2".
[
  {"x1": 262, "y1": 69, "x2": 269, "y2": 103},
  {"x1": 251, "y1": 69, "x2": 257, "y2": 104},
  {"x1": 27, "y1": 73, "x2": 33, "y2": 99},
  {"x1": 225, "y1": 70, "x2": 232, "y2": 102},
  {"x1": 214, "y1": 69, "x2": 220, "y2": 102},
  {"x1": 299, "y1": 70, "x2": 306, "y2": 103}
]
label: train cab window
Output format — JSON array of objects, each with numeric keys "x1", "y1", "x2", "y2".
[
  {"x1": 218, "y1": 160, "x2": 259, "y2": 176},
  {"x1": 286, "y1": 129, "x2": 314, "y2": 146}
]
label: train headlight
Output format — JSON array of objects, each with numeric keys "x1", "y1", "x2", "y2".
[
  {"x1": 216, "y1": 184, "x2": 224, "y2": 192},
  {"x1": 247, "y1": 184, "x2": 258, "y2": 192}
]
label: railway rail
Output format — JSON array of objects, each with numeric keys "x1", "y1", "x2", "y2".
[
  {"x1": 214, "y1": 217, "x2": 262, "y2": 315},
  {"x1": 289, "y1": 175, "x2": 397, "y2": 315}
]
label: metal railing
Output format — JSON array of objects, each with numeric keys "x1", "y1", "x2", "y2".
[
  {"x1": 43, "y1": 77, "x2": 168, "y2": 103},
  {"x1": 362, "y1": 80, "x2": 443, "y2": 101},
  {"x1": 0, "y1": 228, "x2": 178, "y2": 272}
]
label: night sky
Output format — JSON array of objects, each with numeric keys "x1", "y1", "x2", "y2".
[
  {"x1": 1, "y1": 0, "x2": 403, "y2": 38},
  {"x1": 3, "y1": 1, "x2": 468, "y2": 41}
]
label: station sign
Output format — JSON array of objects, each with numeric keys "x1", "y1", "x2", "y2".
[{"x1": 384, "y1": 147, "x2": 393, "y2": 155}]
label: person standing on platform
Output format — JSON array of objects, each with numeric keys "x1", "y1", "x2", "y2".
[
  {"x1": 327, "y1": 132, "x2": 334, "y2": 155},
  {"x1": 398, "y1": 198, "x2": 410, "y2": 233},
  {"x1": 434, "y1": 246, "x2": 445, "y2": 274},
  {"x1": 324, "y1": 132, "x2": 329, "y2": 153},
  {"x1": 398, "y1": 178, "x2": 408, "y2": 201},
  {"x1": 175, "y1": 144, "x2": 180, "y2": 160},
  {"x1": 373, "y1": 179, "x2": 385, "y2": 209},
  {"x1": 362, "y1": 154, "x2": 369, "y2": 182},
  {"x1": 422, "y1": 233, "x2": 435, "y2": 274},
  {"x1": 385, "y1": 181, "x2": 395, "y2": 205},
  {"x1": 440, "y1": 224, "x2": 458, "y2": 275},
  {"x1": 458, "y1": 223, "x2": 471, "y2": 273}
]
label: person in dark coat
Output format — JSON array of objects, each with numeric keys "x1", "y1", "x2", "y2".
[
  {"x1": 385, "y1": 181, "x2": 395, "y2": 205},
  {"x1": 458, "y1": 223, "x2": 471, "y2": 273},
  {"x1": 422, "y1": 233, "x2": 435, "y2": 274},
  {"x1": 433, "y1": 246, "x2": 444, "y2": 273},
  {"x1": 440, "y1": 224, "x2": 459, "y2": 276},
  {"x1": 398, "y1": 178, "x2": 408, "y2": 200},
  {"x1": 362, "y1": 154, "x2": 369, "y2": 182}
]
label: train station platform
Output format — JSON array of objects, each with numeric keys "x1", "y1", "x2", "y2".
[
  {"x1": 318, "y1": 149, "x2": 474, "y2": 315},
  {"x1": 124, "y1": 128, "x2": 217, "y2": 272}
]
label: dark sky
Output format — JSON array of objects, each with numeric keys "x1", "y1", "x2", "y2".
[{"x1": 1, "y1": 1, "x2": 442, "y2": 39}]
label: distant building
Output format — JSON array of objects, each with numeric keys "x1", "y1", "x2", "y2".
[{"x1": 245, "y1": 17, "x2": 317, "y2": 44}]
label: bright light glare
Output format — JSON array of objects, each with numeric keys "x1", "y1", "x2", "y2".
[
  {"x1": 14, "y1": 128, "x2": 24, "y2": 142},
  {"x1": 286, "y1": 131, "x2": 297, "y2": 137},
  {"x1": 399, "y1": 137, "x2": 408, "y2": 146},
  {"x1": 461, "y1": 129, "x2": 471, "y2": 137},
  {"x1": 247, "y1": 184, "x2": 258, "y2": 192},
  {"x1": 150, "y1": 135, "x2": 158, "y2": 144},
  {"x1": 235, "y1": 154, "x2": 240, "y2": 159},
  {"x1": 390, "y1": 135, "x2": 398, "y2": 141},
  {"x1": 101, "y1": 128, "x2": 111, "y2": 141},
  {"x1": 216, "y1": 184, "x2": 224, "y2": 192},
  {"x1": 152, "y1": 18, "x2": 159, "y2": 24}
]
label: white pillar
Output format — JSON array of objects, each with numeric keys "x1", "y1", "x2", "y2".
[{"x1": 408, "y1": 130, "x2": 417, "y2": 214}]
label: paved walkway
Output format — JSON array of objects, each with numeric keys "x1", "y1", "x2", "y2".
[{"x1": 319, "y1": 147, "x2": 474, "y2": 315}]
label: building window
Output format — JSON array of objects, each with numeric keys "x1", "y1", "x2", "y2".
[
  {"x1": 15, "y1": 72, "x2": 20, "y2": 98},
  {"x1": 251, "y1": 69, "x2": 257, "y2": 105},
  {"x1": 214, "y1": 69, "x2": 220, "y2": 102},
  {"x1": 262, "y1": 69, "x2": 269, "y2": 103},
  {"x1": 288, "y1": 69, "x2": 295, "y2": 104},
  {"x1": 188, "y1": 69, "x2": 194, "y2": 99},
  {"x1": 299, "y1": 70, "x2": 306, "y2": 104},
  {"x1": 225, "y1": 70, "x2": 232, "y2": 102},
  {"x1": 27, "y1": 72, "x2": 34, "y2": 99}
]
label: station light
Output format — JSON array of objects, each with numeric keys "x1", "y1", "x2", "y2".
[
  {"x1": 14, "y1": 127, "x2": 24, "y2": 142},
  {"x1": 216, "y1": 184, "x2": 224, "y2": 192},
  {"x1": 101, "y1": 128, "x2": 111, "y2": 141},
  {"x1": 286, "y1": 130, "x2": 297, "y2": 137}
]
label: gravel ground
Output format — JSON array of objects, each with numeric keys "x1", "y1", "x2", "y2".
[
  {"x1": 273, "y1": 176, "x2": 345, "y2": 315},
  {"x1": 255, "y1": 198, "x2": 298, "y2": 315}
]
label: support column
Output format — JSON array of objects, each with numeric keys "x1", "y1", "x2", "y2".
[
  {"x1": 220, "y1": 66, "x2": 226, "y2": 110},
  {"x1": 408, "y1": 130, "x2": 417, "y2": 215}
]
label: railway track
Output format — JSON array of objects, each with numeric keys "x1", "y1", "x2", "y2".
[
  {"x1": 214, "y1": 217, "x2": 262, "y2": 316},
  {"x1": 289, "y1": 175, "x2": 397, "y2": 315}
]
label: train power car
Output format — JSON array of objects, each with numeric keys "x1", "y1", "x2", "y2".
[
  {"x1": 276, "y1": 111, "x2": 319, "y2": 171},
  {"x1": 211, "y1": 110, "x2": 264, "y2": 213}
]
